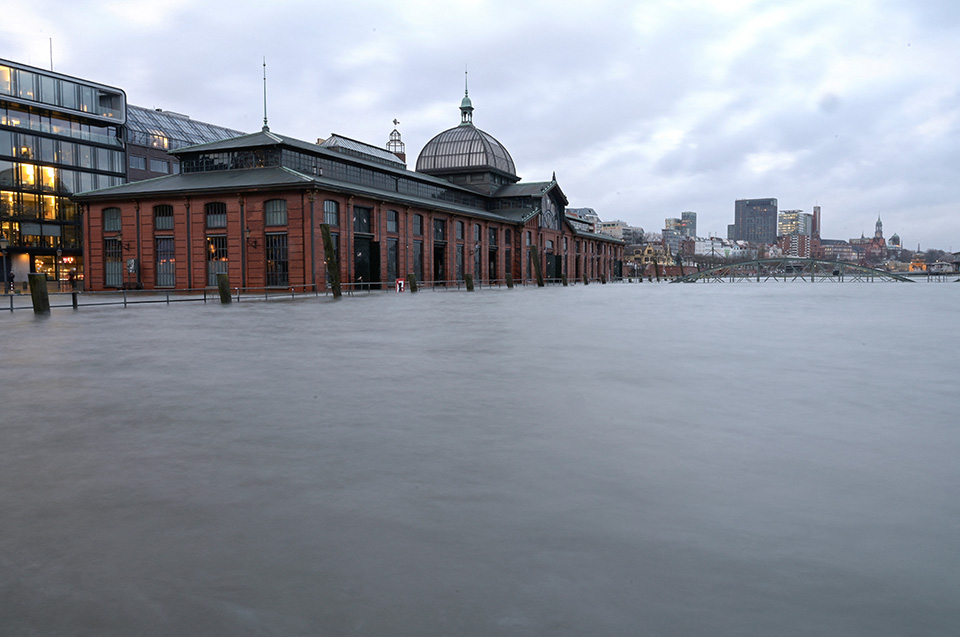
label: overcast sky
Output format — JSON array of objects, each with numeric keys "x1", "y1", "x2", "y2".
[{"x1": 6, "y1": 0, "x2": 960, "y2": 249}]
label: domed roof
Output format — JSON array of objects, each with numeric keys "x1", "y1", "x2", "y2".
[
  {"x1": 417, "y1": 125, "x2": 516, "y2": 177},
  {"x1": 416, "y1": 92, "x2": 517, "y2": 178}
]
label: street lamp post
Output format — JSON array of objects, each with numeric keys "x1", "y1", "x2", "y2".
[
  {"x1": 56, "y1": 246, "x2": 62, "y2": 291},
  {"x1": 0, "y1": 232, "x2": 8, "y2": 294}
]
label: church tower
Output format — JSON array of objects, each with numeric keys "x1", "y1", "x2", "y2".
[{"x1": 875, "y1": 215, "x2": 883, "y2": 239}]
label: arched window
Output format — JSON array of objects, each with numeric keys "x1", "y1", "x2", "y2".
[
  {"x1": 154, "y1": 204, "x2": 173, "y2": 231},
  {"x1": 264, "y1": 199, "x2": 287, "y2": 226},
  {"x1": 103, "y1": 207, "x2": 121, "y2": 232},
  {"x1": 323, "y1": 200, "x2": 339, "y2": 226},
  {"x1": 205, "y1": 202, "x2": 227, "y2": 228}
]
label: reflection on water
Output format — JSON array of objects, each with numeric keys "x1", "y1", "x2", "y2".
[{"x1": 2, "y1": 283, "x2": 959, "y2": 635}]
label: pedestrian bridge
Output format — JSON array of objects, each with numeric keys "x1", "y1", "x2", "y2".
[{"x1": 673, "y1": 258, "x2": 914, "y2": 283}]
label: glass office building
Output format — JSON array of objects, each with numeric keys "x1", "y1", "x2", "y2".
[{"x1": 1, "y1": 58, "x2": 126, "y2": 289}]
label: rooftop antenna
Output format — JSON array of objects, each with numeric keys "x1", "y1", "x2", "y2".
[
  {"x1": 49, "y1": 38, "x2": 54, "y2": 71},
  {"x1": 262, "y1": 57, "x2": 269, "y2": 132}
]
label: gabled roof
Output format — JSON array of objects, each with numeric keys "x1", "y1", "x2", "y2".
[
  {"x1": 73, "y1": 166, "x2": 316, "y2": 199},
  {"x1": 493, "y1": 180, "x2": 568, "y2": 205},
  {"x1": 72, "y1": 164, "x2": 512, "y2": 225},
  {"x1": 321, "y1": 133, "x2": 406, "y2": 166},
  {"x1": 172, "y1": 128, "x2": 319, "y2": 155}
]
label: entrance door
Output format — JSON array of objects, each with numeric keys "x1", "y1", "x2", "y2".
[
  {"x1": 433, "y1": 243, "x2": 446, "y2": 285},
  {"x1": 354, "y1": 238, "x2": 381, "y2": 290}
]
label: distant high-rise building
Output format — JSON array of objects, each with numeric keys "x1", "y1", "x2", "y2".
[
  {"x1": 621, "y1": 225, "x2": 644, "y2": 245},
  {"x1": 664, "y1": 217, "x2": 681, "y2": 233},
  {"x1": 777, "y1": 210, "x2": 813, "y2": 237},
  {"x1": 730, "y1": 198, "x2": 777, "y2": 244},
  {"x1": 662, "y1": 228, "x2": 681, "y2": 257},
  {"x1": 680, "y1": 211, "x2": 697, "y2": 237}
]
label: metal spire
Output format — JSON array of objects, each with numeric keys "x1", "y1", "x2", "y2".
[
  {"x1": 460, "y1": 65, "x2": 474, "y2": 125},
  {"x1": 262, "y1": 57, "x2": 269, "y2": 132}
]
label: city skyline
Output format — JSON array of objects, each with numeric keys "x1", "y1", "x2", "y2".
[{"x1": 5, "y1": 0, "x2": 959, "y2": 250}]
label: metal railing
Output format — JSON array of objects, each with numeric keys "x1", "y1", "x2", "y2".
[{"x1": 2, "y1": 276, "x2": 623, "y2": 313}]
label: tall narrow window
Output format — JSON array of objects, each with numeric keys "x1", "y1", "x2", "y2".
[
  {"x1": 413, "y1": 241, "x2": 423, "y2": 281},
  {"x1": 387, "y1": 238, "x2": 399, "y2": 282},
  {"x1": 456, "y1": 220, "x2": 464, "y2": 240},
  {"x1": 323, "y1": 200, "x2": 339, "y2": 226},
  {"x1": 104, "y1": 237, "x2": 122, "y2": 287},
  {"x1": 387, "y1": 209, "x2": 399, "y2": 233},
  {"x1": 413, "y1": 214, "x2": 423, "y2": 236},
  {"x1": 206, "y1": 235, "x2": 228, "y2": 286},
  {"x1": 156, "y1": 237, "x2": 175, "y2": 287},
  {"x1": 265, "y1": 233, "x2": 288, "y2": 286},
  {"x1": 103, "y1": 207, "x2": 121, "y2": 232},
  {"x1": 353, "y1": 206, "x2": 372, "y2": 234},
  {"x1": 265, "y1": 199, "x2": 287, "y2": 226},
  {"x1": 456, "y1": 244, "x2": 464, "y2": 281},
  {"x1": 154, "y1": 204, "x2": 173, "y2": 231},
  {"x1": 433, "y1": 219, "x2": 446, "y2": 242},
  {"x1": 206, "y1": 202, "x2": 227, "y2": 228}
]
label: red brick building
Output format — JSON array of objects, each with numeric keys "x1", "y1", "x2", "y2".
[{"x1": 74, "y1": 96, "x2": 622, "y2": 291}]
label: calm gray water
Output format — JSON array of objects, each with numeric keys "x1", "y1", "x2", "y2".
[{"x1": 2, "y1": 282, "x2": 959, "y2": 636}]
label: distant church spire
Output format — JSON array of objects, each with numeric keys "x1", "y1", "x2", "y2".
[
  {"x1": 460, "y1": 66, "x2": 474, "y2": 126},
  {"x1": 875, "y1": 214, "x2": 883, "y2": 239}
]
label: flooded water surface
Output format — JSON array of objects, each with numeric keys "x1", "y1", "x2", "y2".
[{"x1": 2, "y1": 283, "x2": 959, "y2": 635}]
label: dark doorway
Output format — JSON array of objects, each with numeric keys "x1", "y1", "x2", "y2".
[
  {"x1": 433, "y1": 243, "x2": 446, "y2": 285},
  {"x1": 546, "y1": 253, "x2": 562, "y2": 280},
  {"x1": 354, "y1": 238, "x2": 381, "y2": 290}
]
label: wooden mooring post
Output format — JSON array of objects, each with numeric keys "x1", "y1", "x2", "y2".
[
  {"x1": 217, "y1": 273, "x2": 231, "y2": 304},
  {"x1": 464, "y1": 273, "x2": 474, "y2": 291},
  {"x1": 28, "y1": 273, "x2": 50, "y2": 314},
  {"x1": 532, "y1": 245, "x2": 545, "y2": 287},
  {"x1": 319, "y1": 224, "x2": 342, "y2": 299}
]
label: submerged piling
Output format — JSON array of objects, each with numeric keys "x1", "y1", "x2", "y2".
[
  {"x1": 217, "y1": 273, "x2": 231, "y2": 304},
  {"x1": 532, "y1": 245, "x2": 544, "y2": 287},
  {"x1": 319, "y1": 224, "x2": 342, "y2": 299},
  {"x1": 28, "y1": 273, "x2": 50, "y2": 314}
]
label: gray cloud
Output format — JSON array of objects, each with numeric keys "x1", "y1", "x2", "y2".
[{"x1": 4, "y1": 0, "x2": 958, "y2": 248}]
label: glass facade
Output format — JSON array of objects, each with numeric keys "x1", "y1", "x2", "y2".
[
  {"x1": 179, "y1": 145, "x2": 488, "y2": 212},
  {"x1": 416, "y1": 124, "x2": 516, "y2": 176},
  {"x1": 1, "y1": 58, "x2": 126, "y2": 286},
  {"x1": 125, "y1": 105, "x2": 242, "y2": 152}
]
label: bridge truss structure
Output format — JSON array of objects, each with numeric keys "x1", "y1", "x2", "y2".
[{"x1": 673, "y1": 258, "x2": 914, "y2": 283}]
